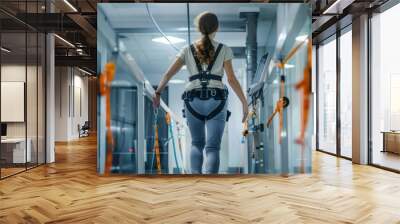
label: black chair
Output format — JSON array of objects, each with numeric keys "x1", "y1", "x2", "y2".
[{"x1": 78, "y1": 121, "x2": 90, "y2": 138}]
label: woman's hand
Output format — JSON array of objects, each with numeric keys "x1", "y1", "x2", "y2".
[
  {"x1": 242, "y1": 105, "x2": 249, "y2": 123},
  {"x1": 153, "y1": 92, "x2": 161, "y2": 108}
]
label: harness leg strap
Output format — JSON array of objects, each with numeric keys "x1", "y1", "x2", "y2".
[
  {"x1": 206, "y1": 100, "x2": 226, "y2": 120},
  {"x1": 185, "y1": 100, "x2": 226, "y2": 121},
  {"x1": 185, "y1": 100, "x2": 206, "y2": 121}
]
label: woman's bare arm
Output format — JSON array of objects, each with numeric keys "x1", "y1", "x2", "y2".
[
  {"x1": 224, "y1": 59, "x2": 248, "y2": 122},
  {"x1": 155, "y1": 58, "x2": 184, "y2": 94},
  {"x1": 153, "y1": 58, "x2": 184, "y2": 107}
]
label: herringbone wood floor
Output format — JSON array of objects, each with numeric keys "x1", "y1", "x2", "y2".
[{"x1": 1, "y1": 136, "x2": 400, "y2": 224}]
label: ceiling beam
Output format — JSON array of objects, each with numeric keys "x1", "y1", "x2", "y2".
[
  {"x1": 67, "y1": 13, "x2": 97, "y2": 39},
  {"x1": 9, "y1": 13, "x2": 84, "y2": 32},
  {"x1": 323, "y1": 0, "x2": 356, "y2": 14}
]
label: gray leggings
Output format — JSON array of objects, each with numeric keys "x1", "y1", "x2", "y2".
[{"x1": 185, "y1": 98, "x2": 227, "y2": 174}]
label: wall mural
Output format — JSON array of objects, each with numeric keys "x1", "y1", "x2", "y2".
[{"x1": 97, "y1": 3, "x2": 312, "y2": 175}]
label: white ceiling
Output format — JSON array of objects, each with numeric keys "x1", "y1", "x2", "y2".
[
  {"x1": 99, "y1": 3, "x2": 278, "y2": 85},
  {"x1": 100, "y1": 3, "x2": 277, "y2": 27}
]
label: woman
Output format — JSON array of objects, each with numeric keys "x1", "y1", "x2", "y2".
[{"x1": 153, "y1": 12, "x2": 248, "y2": 174}]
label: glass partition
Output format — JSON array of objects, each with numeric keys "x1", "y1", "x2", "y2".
[
  {"x1": 1, "y1": 30, "x2": 28, "y2": 177},
  {"x1": 0, "y1": 1, "x2": 46, "y2": 179}
]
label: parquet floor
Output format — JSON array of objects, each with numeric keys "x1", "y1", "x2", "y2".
[{"x1": 1, "y1": 136, "x2": 400, "y2": 224}]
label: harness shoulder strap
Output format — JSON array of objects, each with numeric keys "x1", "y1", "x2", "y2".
[
  {"x1": 191, "y1": 43, "x2": 224, "y2": 73},
  {"x1": 206, "y1": 43, "x2": 223, "y2": 72},
  {"x1": 190, "y1": 44, "x2": 203, "y2": 73}
]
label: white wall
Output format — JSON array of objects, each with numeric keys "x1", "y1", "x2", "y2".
[
  {"x1": 1, "y1": 64, "x2": 46, "y2": 163},
  {"x1": 55, "y1": 67, "x2": 69, "y2": 141},
  {"x1": 71, "y1": 73, "x2": 89, "y2": 138},
  {"x1": 1, "y1": 65, "x2": 26, "y2": 137},
  {"x1": 1, "y1": 65, "x2": 37, "y2": 138},
  {"x1": 55, "y1": 67, "x2": 89, "y2": 141}
]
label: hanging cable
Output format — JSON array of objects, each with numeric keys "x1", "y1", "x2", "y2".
[
  {"x1": 186, "y1": 3, "x2": 191, "y2": 44},
  {"x1": 145, "y1": 3, "x2": 180, "y2": 52},
  {"x1": 175, "y1": 122, "x2": 186, "y2": 174},
  {"x1": 165, "y1": 113, "x2": 184, "y2": 174}
]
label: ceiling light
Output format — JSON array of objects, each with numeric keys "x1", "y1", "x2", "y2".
[
  {"x1": 278, "y1": 33, "x2": 286, "y2": 42},
  {"x1": 78, "y1": 67, "x2": 93, "y2": 76},
  {"x1": 169, "y1": 79, "x2": 185, "y2": 84},
  {"x1": 152, "y1": 36, "x2": 185, "y2": 45},
  {"x1": 296, "y1": 35, "x2": 308, "y2": 42},
  {"x1": 63, "y1": 0, "x2": 78, "y2": 12},
  {"x1": 54, "y1": 34, "x2": 75, "y2": 48},
  {"x1": 285, "y1": 64, "x2": 295, "y2": 69},
  {"x1": 126, "y1": 54, "x2": 134, "y2": 61},
  {"x1": 177, "y1": 27, "x2": 190, "y2": 31},
  {"x1": 1, "y1": 47, "x2": 11, "y2": 53}
]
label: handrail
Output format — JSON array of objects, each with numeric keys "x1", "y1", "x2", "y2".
[{"x1": 282, "y1": 38, "x2": 309, "y2": 65}]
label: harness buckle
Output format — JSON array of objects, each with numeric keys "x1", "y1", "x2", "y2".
[
  {"x1": 199, "y1": 88, "x2": 209, "y2": 99},
  {"x1": 200, "y1": 79, "x2": 208, "y2": 86},
  {"x1": 200, "y1": 71, "x2": 209, "y2": 86},
  {"x1": 210, "y1": 89, "x2": 217, "y2": 97}
]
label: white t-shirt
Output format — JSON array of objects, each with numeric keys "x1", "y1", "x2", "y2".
[{"x1": 177, "y1": 40, "x2": 234, "y2": 91}]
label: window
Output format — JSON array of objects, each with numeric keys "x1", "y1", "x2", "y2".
[
  {"x1": 317, "y1": 37, "x2": 337, "y2": 154},
  {"x1": 339, "y1": 29, "x2": 352, "y2": 158},
  {"x1": 371, "y1": 3, "x2": 400, "y2": 171}
]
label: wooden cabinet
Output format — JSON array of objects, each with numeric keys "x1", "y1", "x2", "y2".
[{"x1": 382, "y1": 132, "x2": 400, "y2": 154}]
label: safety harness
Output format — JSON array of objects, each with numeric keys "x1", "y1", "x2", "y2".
[{"x1": 182, "y1": 43, "x2": 229, "y2": 121}]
